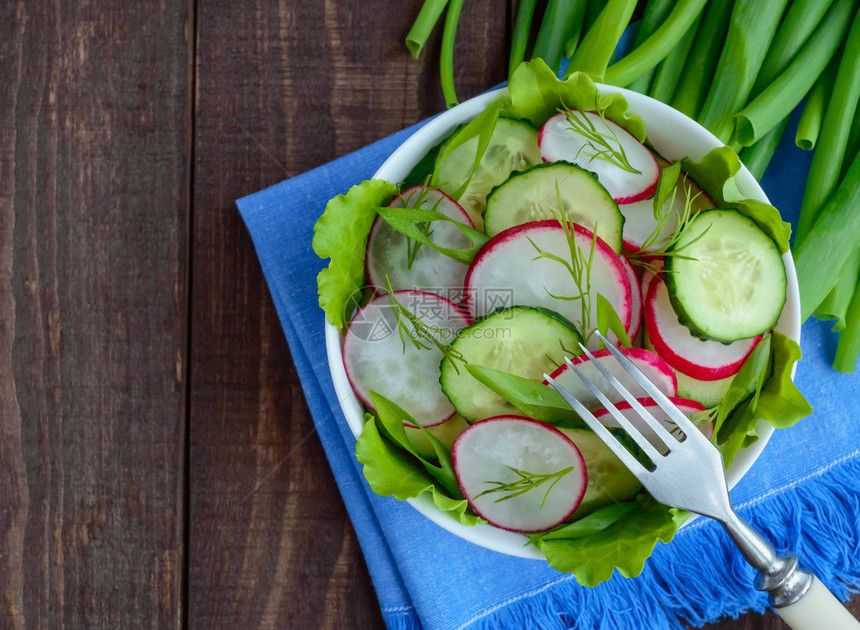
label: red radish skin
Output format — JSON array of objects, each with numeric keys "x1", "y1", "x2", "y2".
[
  {"x1": 543, "y1": 346, "x2": 678, "y2": 406},
  {"x1": 464, "y1": 220, "x2": 632, "y2": 348},
  {"x1": 452, "y1": 416, "x2": 587, "y2": 533},
  {"x1": 620, "y1": 253, "x2": 642, "y2": 341},
  {"x1": 593, "y1": 397, "x2": 714, "y2": 441},
  {"x1": 365, "y1": 187, "x2": 474, "y2": 296},
  {"x1": 343, "y1": 290, "x2": 471, "y2": 427},
  {"x1": 538, "y1": 111, "x2": 660, "y2": 204},
  {"x1": 639, "y1": 258, "x2": 664, "y2": 300},
  {"x1": 644, "y1": 278, "x2": 762, "y2": 381}
]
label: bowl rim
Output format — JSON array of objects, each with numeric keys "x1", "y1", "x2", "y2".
[{"x1": 324, "y1": 85, "x2": 802, "y2": 559}]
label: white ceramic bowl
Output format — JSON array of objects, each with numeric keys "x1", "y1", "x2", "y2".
[{"x1": 325, "y1": 86, "x2": 801, "y2": 559}]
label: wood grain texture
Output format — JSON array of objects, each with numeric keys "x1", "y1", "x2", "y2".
[
  {"x1": 3, "y1": 0, "x2": 859, "y2": 628},
  {"x1": 0, "y1": 0, "x2": 189, "y2": 628},
  {"x1": 186, "y1": 1, "x2": 508, "y2": 628}
]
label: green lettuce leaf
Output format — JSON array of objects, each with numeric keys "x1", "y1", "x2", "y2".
[
  {"x1": 530, "y1": 497, "x2": 677, "y2": 587},
  {"x1": 369, "y1": 391, "x2": 461, "y2": 497},
  {"x1": 681, "y1": 147, "x2": 792, "y2": 254},
  {"x1": 717, "y1": 332, "x2": 812, "y2": 466},
  {"x1": 355, "y1": 414, "x2": 480, "y2": 526},
  {"x1": 504, "y1": 59, "x2": 646, "y2": 139},
  {"x1": 313, "y1": 179, "x2": 398, "y2": 329}
]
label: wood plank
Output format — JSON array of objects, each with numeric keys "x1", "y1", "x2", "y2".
[
  {"x1": 0, "y1": 1, "x2": 190, "y2": 628},
  {"x1": 187, "y1": 0, "x2": 508, "y2": 628},
  {"x1": 188, "y1": 1, "x2": 860, "y2": 629}
]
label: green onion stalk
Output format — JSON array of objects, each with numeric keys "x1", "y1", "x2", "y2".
[
  {"x1": 697, "y1": 0, "x2": 790, "y2": 143},
  {"x1": 439, "y1": 0, "x2": 465, "y2": 108},
  {"x1": 405, "y1": 0, "x2": 451, "y2": 58},
  {"x1": 647, "y1": 14, "x2": 701, "y2": 104},
  {"x1": 509, "y1": 0, "x2": 538, "y2": 80},
  {"x1": 603, "y1": 0, "x2": 709, "y2": 88},
  {"x1": 733, "y1": 0, "x2": 855, "y2": 147},
  {"x1": 833, "y1": 266, "x2": 860, "y2": 373},
  {"x1": 623, "y1": 0, "x2": 676, "y2": 94},
  {"x1": 739, "y1": 116, "x2": 790, "y2": 181},
  {"x1": 671, "y1": 0, "x2": 734, "y2": 120},
  {"x1": 751, "y1": 0, "x2": 835, "y2": 95},
  {"x1": 531, "y1": 0, "x2": 587, "y2": 76},
  {"x1": 815, "y1": 248, "x2": 860, "y2": 330},
  {"x1": 796, "y1": 57, "x2": 839, "y2": 151},
  {"x1": 565, "y1": 0, "x2": 637, "y2": 80},
  {"x1": 795, "y1": 7, "x2": 860, "y2": 244},
  {"x1": 794, "y1": 149, "x2": 860, "y2": 322}
]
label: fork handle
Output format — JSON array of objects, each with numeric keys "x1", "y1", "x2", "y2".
[
  {"x1": 719, "y1": 514, "x2": 860, "y2": 628},
  {"x1": 774, "y1": 575, "x2": 860, "y2": 629}
]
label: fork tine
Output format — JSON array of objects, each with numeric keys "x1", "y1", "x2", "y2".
[
  {"x1": 544, "y1": 372, "x2": 650, "y2": 481},
  {"x1": 564, "y1": 359, "x2": 666, "y2": 464},
  {"x1": 593, "y1": 331, "x2": 706, "y2": 443},
  {"x1": 576, "y1": 341, "x2": 678, "y2": 448}
]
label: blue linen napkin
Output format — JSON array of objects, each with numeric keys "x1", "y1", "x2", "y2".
[{"x1": 237, "y1": 111, "x2": 860, "y2": 630}]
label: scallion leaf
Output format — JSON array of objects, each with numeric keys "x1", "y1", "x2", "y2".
[
  {"x1": 405, "y1": 0, "x2": 451, "y2": 59},
  {"x1": 796, "y1": 57, "x2": 838, "y2": 151},
  {"x1": 795, "y1": 8, "x2": 860, "y2": 244},
  {"x1": 564, "y1": 0, "x2": 638, "y2": 80},
  {"x1": 670, "y1": 0, "x2": 733, "y2": 120},
  {"x1": 509, "y1": 0, "x2": 538, "y2": 79},
  {"x1": 698, "y1": 0, "x2": 790, "y2": 142},
  {"x1": 439, "y1": 0, "x2": 465, "y2": 108},
  {"x1": 532, "y1": 0, "x2": 586, "y2": 75},
  {"x1": 733, "y1": 0, "x2": 854, "y2": 147},
  {"x1": 603, "y1": 0, "x2": 708, "y2": 89}
]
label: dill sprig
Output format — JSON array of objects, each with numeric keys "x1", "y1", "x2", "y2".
[
  {"x1": 474, "y1": 465, "x2": 575, "y2": 507},
  {"x1": 563, "y1": 107, "x2": 641, "y2": 175},
  {"x1": 385, "y1": 277, "x2": 467, "y2": 373},
  {"x1": 396, "y1": 185, "x2": 439, "y2": 270},
  {"x1": 628, "y1": 176, "x2": 709, "y2": 273},
  {"x1": 527, "y1": 181, "x2": 598, "y2": 342}
]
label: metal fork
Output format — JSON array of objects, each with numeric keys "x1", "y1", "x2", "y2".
[{"x1": 544, "y1": 331, "x2": 860, "y2": 630}]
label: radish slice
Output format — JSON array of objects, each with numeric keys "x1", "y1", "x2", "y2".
[
  {"x1": 644, "y1": 278, "x2": 762, "y2": 381},
  {"x1": 543, "y1": 347, "x2": 677, "y2": 408},
  {"x1": 639, "y1": 258, "x2": 664, "y2": 300},
  {"x1": 593, "y1": 397, "x2": 713, "y2": 445},
  {"x1": 642, "y1": 328, "x2": 734, "y2": 408},
  {"x1": 619, "y1": 175, "x2": 717, "y2": 252},
  {"x1": 538, "y1": 111, "x2": 660, "y2": 204},
  {"x1": 464, "y1": 220, "x2": 632, "y2": 349},
  {"x1": 343, "y1": 290, "x2": 471, "y2": 427},
  {"x1": 366, "y1": 187, "x2": 473, "y2": 296},
  {"x1": 452, "y1": 416, "x2": 587, "y2": 532},
  {"x1": 620, "y1": 253, "x2": 642, "y2": 341}
]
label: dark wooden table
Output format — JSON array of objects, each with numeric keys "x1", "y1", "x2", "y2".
[{"x1": 2, "y1": 1, "x2": 858, "y2": 628}]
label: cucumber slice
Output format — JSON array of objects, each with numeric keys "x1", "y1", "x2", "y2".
[
  {"x1": 666, "y1": 209, "x2": 786, "y2": 342},
  {"x1": 434, "y1": 118, "x2": 541, "y2": 229},
  {"x1": 440, "y1": 306, "x2": 581, "y2": 423},
  {"x1": 558, "y1": 428, "x2": 642, "y2": 517},
  {"x1": 483, "y1": 161, "x2": 624, "y2": 253}
]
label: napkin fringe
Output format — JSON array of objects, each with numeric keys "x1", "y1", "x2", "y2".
[{"x1": 440, "y1": 453, "x2": 860, "y2": 630}]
